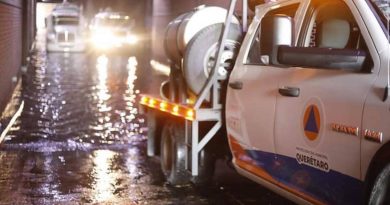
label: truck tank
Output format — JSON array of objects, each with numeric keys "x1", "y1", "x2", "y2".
[
  {"x1": 164, "y1": 6, "x2": 240, "y2": 64},
  {"x1": 163, "y1": 6, "x2": 242, "y2": 96}
]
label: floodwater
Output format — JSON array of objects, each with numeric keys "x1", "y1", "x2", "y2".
[{"x1": 0, "y1": 43, "x2": 295, "y2": 204}]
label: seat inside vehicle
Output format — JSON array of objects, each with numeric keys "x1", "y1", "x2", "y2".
[{"x1": 317, "y1": 18, "x2": 350, "y2": 49}]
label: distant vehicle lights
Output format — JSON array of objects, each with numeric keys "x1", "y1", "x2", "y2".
[
  {"x1": 90, "y1": 31, "x2": 138, "y2": 49},
  {"x1": 89, "y1": 11, "x2": 137, "y2": 51}
]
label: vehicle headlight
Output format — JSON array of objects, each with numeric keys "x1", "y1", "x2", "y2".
[
  {"x1": 91, "y1": 31, "x2": 118, "y2": 48},
  {"x1": 126, "y1": 35, "x2": 138, "y2": 44}
]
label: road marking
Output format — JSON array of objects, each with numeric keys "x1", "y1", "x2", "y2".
[{"x1": 0, "y1": 101, "x2": 24, "y2": 144}]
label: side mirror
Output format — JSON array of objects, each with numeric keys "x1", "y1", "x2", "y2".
[
  {"x1": 260, "y1": 15, "x2": 293, "y2": 65},
  {"x1": 278, "y1": 46, "x2": 368, "y2": 71}
]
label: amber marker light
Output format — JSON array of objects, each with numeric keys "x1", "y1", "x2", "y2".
[
  {"x1": 160, "y1": 102, "x2": 168, "y2": 110},
  {"x1": 149, "y1": 99, "x2": 156, "y2": 107},
  {"x1": 172, "y1": 105, "x2": 179, "y2": 114},
  {"x1": 139, "y1": 96, "x2": 196, "y2": 121},
  {"x1": 185, "y1": 109, "x2": 195, "y2": 120},
  {"x1": 141, "y1": 96, "x2": 148, "y2": 104}
]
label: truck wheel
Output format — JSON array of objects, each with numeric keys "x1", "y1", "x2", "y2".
[
  {"x1": 161, "y1": 121, "x2": 190, "y2": 185},
  {"x1": 160, "y1": 121, "x2": 216, "y2": 186},
  {"x1": 369, "y1": 163, "x2": 390, "y2": 205},
  {"x1": 146, "y1": 111, "x2": 163, "y2": 157},
  {"x1": 183, "y1": 23, "x2": 242, "y2": 95}
]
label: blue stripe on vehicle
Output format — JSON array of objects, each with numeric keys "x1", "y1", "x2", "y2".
[{"x1": 245, "y1": 149, "x2": 363, "y2": 205}]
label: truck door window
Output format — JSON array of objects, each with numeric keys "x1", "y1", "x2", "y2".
[
  {"x1": 303, "y1": 1, "x2": 358, "y2": 49},
  {"x1": 246, "y1": 3, "x2": 299, "y2": 65},
  {"x1": 298, "y1": 0, "x2": 373, "y2": 71},
  {"x1": 55, "y1": 16, "x2": 79, "y2": 26}
]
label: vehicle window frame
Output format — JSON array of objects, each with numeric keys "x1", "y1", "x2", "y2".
[
  {"x1": 245, "y1": 3, "x2": 301, "y2": 65},
  {"x1": 293, "y1": 0, "x2": 374, "y2": 72},
  {"x1": 367, "y1": 0, "x2": 390, "y2": 38},
  {"x1": 54, "y1": 16, "x2": 80, "y2": 26}
]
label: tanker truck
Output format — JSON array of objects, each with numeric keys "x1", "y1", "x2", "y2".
[
  {"x1": 46, "y1": 0, "x2": 86, "y2": 52},
  {"x1": 140, "y1": 0, "x2": 390, "y2": 204}
]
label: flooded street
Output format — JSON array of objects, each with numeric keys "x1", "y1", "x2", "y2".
[{"x1": 0, "y1": 43, "x2": 294, "y2": 205}]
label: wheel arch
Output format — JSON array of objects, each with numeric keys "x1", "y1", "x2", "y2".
[{"x1": 363, "y1": 141, "x2": 390, "y2": 203}]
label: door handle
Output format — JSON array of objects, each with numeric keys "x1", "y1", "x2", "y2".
[
  {"x1": 229, "y1": 81, "x2": 243, "y2": 90},
  {"x1": 278, "y1": 86, "x2": 300, "y2": 97}
]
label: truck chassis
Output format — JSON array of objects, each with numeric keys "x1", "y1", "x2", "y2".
[{"x1": 140, "y1": 0, "x2": 248, "y2": 178}]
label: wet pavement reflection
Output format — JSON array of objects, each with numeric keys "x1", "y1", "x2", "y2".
[
  {"x1": 0, "y1": 44, "x2": 295, "y2": 204},
  {"x1": 5, "y1": 51, "x2": 143, "y2": 147}
]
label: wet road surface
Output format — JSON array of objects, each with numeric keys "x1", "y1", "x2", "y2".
[{"x1": 0, "y1": 43, "x2": 295, "y2": 204}]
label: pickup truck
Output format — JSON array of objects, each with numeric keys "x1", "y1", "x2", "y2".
[{"x1": 140, "y1": 0, "x2": 390, "y2": 204}]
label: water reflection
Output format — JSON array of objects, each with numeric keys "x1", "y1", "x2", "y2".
[
  {"x1": 3, "y1": 49, "x2": 146, "y2": 148},
  {"x1": 92, "y1": 150, "x2": 116, "y2": 202},
  {"x1": 125, "y1": 56, "x2": 138, "y2": 124},
  {"x1": 96, "y1": 55, "x2": 111, "y2": 103},
  {"x1": 0, "y1": 48, "x2": 154, "y2": 203}
]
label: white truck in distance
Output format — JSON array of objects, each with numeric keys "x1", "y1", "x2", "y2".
[
  {"x1": 46, "y1": 1, "x2": 85, "y2": 52},
  {"x1": 140, "y1": 0, "x2": 390, "y2": 204}
]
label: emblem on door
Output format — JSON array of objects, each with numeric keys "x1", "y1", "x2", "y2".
[{"x1": 303, "y1": 104, "x2": 321, "y2": 141}]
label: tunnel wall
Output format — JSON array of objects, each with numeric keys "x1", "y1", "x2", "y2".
[
  {"x1": 23, "y1": 0, "x2": 36, "y2": 64},
  {"x1": 0, "y1": 0, "x2": 35, "y2": 115}
]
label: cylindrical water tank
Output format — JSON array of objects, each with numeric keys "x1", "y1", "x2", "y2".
[{"x1": 164, "y1": 5, "x2": 240, "y2": 63}]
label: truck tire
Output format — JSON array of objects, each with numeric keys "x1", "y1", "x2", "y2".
[
  {"x1": 146, "y1": 111, "x2": 163, "y2": 157},
  {"x1": 160, "y1": 121, "x2": 215, "y2": 186},
  {"x1": 183, "y1": 23, "x2": 242, "y2": 95},
  {"x1": 161, "y1": 121, "x2": 189, "y2": 185},
  {"x1": 369, "y1": 163, "x2": 390, "y2": 205}
]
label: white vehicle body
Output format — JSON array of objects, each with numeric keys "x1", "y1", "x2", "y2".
[
  {"x1": 140, "y1": 0, "x2": 390, "y2": 204},
  {"x1": 227, "y1": 0, "x2": 390, "y2": 204},
  {"x1": 46, "y1": 2, "x2": 85, "y2": 52}
]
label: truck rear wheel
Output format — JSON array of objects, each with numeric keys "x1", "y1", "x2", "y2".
[
  {"x1": 160, "y1": 121, "x2": 215, "y2": 186},
  {"x1": 161, "y1": 121, "x2": 189, "y2": 185},
  {"x1": 369, "y1": 163, "x2": 390, "y2": 205},
  {"x1": 183, "y1": 23, "x2": 242, "y2": 95}
]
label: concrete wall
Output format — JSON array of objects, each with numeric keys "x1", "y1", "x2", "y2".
[
  {"x1": 23, "y1": 0, "x2": 37, "y2": 64},
  {"x1": 0, "y1": 0, "x2": 35, "y2": 113}
]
